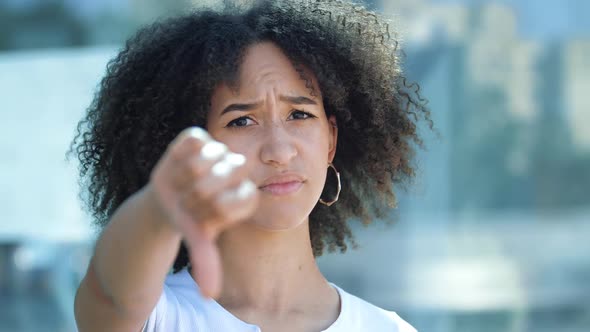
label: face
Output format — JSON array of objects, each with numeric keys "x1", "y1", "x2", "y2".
[{"x1": 207, "y1": 42, "x2": 338, "y2": 231}]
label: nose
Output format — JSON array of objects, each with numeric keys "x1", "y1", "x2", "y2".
[{"x1": 259, "y1": 121, "x2": 297, "y2": 168}]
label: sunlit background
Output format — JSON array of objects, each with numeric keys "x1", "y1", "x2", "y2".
[{"x1": 0, "y1": 0, "x2": 588, "y2": 331}]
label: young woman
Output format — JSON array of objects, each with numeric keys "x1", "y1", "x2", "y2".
[{"x1": 70, "y1": 1, "x2": 430, "y2": 331}]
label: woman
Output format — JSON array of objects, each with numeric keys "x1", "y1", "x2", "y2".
[{"x1": 70, "y1": 0, "x2": 430, "y2": 331}]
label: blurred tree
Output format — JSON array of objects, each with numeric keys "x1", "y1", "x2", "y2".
[
  {"x1": 531, "y1": 43, "x2": 590, "y2": 209},
  {"x1": 0, "y1": 1, "x2": 86, "y2": 50},
  {"x1": 448, "y1": 39, "x2": 590, "y2": 214}
]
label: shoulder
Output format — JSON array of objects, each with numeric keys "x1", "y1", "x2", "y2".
[{"x1": 333, "y1": 284, "x2": 417, "y2": 332}]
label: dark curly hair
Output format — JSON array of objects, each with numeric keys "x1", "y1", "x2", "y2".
[{"x1": 67, "y1": 0, "x2": 432, "y2": 273}]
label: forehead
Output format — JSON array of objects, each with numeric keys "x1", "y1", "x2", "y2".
[
  {"x1": 211, "y1": 42, "x2": 321, "y2": 105},
  {"x1": 239, "y1": 42, "x2": 301, "y2": 85}
]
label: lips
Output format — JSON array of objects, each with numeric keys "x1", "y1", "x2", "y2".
[
  {"x1": 259, "y1": 173, "x2": 305, "y2": 196},
  {"x1": 260, "y1": 181, "x2": 303, "y2": 195}
]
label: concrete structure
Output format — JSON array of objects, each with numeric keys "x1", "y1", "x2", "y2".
[{"x1": 563, "y1": 39, "x2": 590, "y2": 151}]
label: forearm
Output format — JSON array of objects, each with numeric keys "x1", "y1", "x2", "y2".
[{"x1": 86, "y1": 184, "x2": 182, "y2": 313}]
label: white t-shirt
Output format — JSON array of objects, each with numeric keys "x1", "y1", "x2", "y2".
[{"x1": 143, "y1": 268, "x2": 417, "y2": 332}]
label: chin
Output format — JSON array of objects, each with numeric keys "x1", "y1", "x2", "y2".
[{"x1": 246, "y1": 203, "x2": 313, "y2": 231}]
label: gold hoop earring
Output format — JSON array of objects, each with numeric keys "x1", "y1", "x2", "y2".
[{"x1": 319, "y1": 163, "x2": 341, "y2": 206}]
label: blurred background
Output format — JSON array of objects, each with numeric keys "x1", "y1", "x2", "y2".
[{"x1": 0, "y1": 0, "x2": 588, "y2": 331}]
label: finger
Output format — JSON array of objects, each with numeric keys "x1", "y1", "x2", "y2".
[
  {"x1": 183, "y1": 224, "x2": 222, "y2": 299},
  {"x1": 166, "y1": 126, "x2": 218, "y2": 167},
  {"x1": 177, "y1": 152, "x2": 247, "y2": 201},
  {"x1": 170, "y1": 141, "x2": 231, "y2": 191},
  {"x1": 186, "y1": 153, "x2": 248, "y2": 198},
  {"x1": 215, "y1": 180, "x2": 259, "y2": 226},
  {"x1": 173, "y1": 136, "x2": 225, "y2": 167},
  {"x1": 175, "y1": 179, "x2": 257, "y2": 252},
  {"x1": 155, "y1": 127, "x2": 213, "y2": 183},
  {"x1": 191, "y1": 179, "x2": 258, "y2": 233},
  {"x1": 217, "y1": 179, "x2": 257, "y2": 204},
  {"x1": 172, "y1": 126, "x2": 212, "y2": 147}
]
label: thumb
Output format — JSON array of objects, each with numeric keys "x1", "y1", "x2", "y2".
[{"x1": 184, "y1": 224, "x2": 222, "y2": 300}]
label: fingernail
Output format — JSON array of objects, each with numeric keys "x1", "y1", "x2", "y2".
[
  {"x1": 186, "y1": 127, "x2": 210, "y2": 141},
  {"x1": 218, "y1": 180, "x2": 255, "y2": 203},
  {"x1": 200, "y1": 141, "x2": 227, "y2": 161},
  {"x1": 237, "y1": 180, "x2": 256, "y2": 198},
  {"x1": 211, "y1": 160, "x2": 232, "y2": 177},
  {"x1": 225, "y1": 153, "x2": 246, "y2": 166}
]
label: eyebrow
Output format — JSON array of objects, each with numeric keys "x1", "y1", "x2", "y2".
[{"x1": 220, "y1": 95, "x2": 318, "y2": 115}]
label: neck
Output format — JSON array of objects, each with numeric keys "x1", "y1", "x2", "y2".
[{"x1": 214, "y1": 219, "x2": 329, "y2": 316}]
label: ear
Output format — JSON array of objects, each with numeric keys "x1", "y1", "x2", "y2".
[{"x1": 327, "y1": 115, "x2": 338, "y2": 163}]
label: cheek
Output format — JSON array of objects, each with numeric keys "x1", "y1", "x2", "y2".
[
  {"x1": 300, "y1": 127, "x2": 331, "y2": 188},
  {"x1": 297, "y1": 123, "x2": 331, "y2": 159},
  {"x1": 225, "y1": 138, "x2": 252, "y2": 155}
]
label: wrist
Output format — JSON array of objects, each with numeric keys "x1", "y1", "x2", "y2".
[{"x1": 138, "y1": 184, "x2": 182, "y2": 239}]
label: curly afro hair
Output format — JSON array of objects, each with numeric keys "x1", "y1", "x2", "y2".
[{"x1": 68, "y1": 0, "x2": 431, "y2": 273}]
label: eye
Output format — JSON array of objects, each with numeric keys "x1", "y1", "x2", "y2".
[
  {"x1": 226, "y1": 116, "x2": 255, "y2": 128},
  {"x1": 289, "y1": 110, "x2": 317, "y2": 120}
]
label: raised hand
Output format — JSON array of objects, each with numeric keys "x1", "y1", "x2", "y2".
[{"x1": 147, "y1": 127, "x2": 259, "y2": 299}]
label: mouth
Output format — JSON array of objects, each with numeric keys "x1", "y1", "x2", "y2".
[{"x1": 259, "y1": 181, "x2": 303, "y2": 195}]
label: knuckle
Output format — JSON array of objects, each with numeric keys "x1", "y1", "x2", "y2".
[
  {"x1": 181, "y1": 136, "x2": 205, "y2": 155},
  {"x1": 167, "y1": 128, "x2": 207, "y2": 159},
  {"x1": 200, "y1": 141, "x2": 228, "y2": 161},
  {"x1": 233, "y1": 163, "x2": 250, "y2": 179},
  {"x1": 166, "y1": 141, "x2": 188, "y2": 163},
  {"x1": 209, "y1": 198, "x2": 225, "y2": 216},
  {"x1": 186, "y1": 159, "x2": 206, "y2": 179},
  {"x1": 180, "y1": 126, "x2": 210, "y2": 142},
  {"x1": 192, "y1": 181, "x2": 214, "y2": 201},
  {"x1": 181, "y1": 194, "x2": 209, "y2": 221}
]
